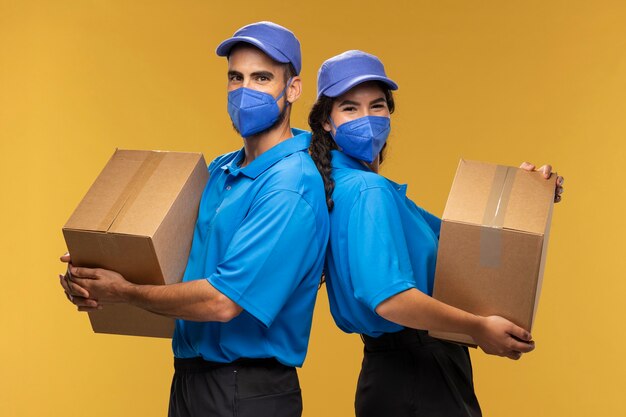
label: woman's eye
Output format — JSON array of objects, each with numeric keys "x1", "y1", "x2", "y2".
[{"x1": 342, "y1": 106, "x2": 356, "y2": 112}]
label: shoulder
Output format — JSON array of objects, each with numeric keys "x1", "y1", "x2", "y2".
[
  {"x1": 333, "y1": 168, "x2": 394, "y2": 202},
  {"x1": 266, "y1": 151, "x2": 323, "y2": 192},
  {"x1": 207, "y1": 150, "x2": 240, "y2": 174}
]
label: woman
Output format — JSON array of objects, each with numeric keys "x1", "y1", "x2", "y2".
[{"x1": 308, "y1": 50, "x2": 564, "y2": 417}]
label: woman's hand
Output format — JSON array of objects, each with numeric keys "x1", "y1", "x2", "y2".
[
  {"x1": 520, "y1": 162, "x2": 564, "y2": 203},
  {"x1": 472, "y1": 315, "x2": 535, "y2": 360}
]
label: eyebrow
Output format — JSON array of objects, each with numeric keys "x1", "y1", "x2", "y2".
[
  {"x1": 337, "y1": 99, "x2": 360, "y2": 107},
  {"x1": 250, "y1": 70, "x2": 274, "y2": 80},
  {"x1": 338, "y1": 97, "x2": 387, "y2": 107},
  {"x1": 228, "y1": 70, "x2": 242, "y2": 78}
]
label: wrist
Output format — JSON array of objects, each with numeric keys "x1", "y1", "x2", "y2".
[
  {"x1": 466, "y1": 314, "x2": 485, "y2": 339},
  {"x1": 118, "y1": 280, "x2": 138, "y2": 303}
]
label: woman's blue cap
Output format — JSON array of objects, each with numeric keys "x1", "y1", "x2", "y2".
[
  {"x1": 216, "y1": 21, "x2": 302, "y2": 75},
  {"x1": 317, "y1": 50, "x2": 398, "y2": 98}
]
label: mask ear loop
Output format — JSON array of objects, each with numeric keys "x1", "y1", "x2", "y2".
[
  {"x1": 327, "y1": 117, "x2": 338, "y2": 138},
  {"x1": 275, "y1": 77, "x2": 293, "y2": 106}
]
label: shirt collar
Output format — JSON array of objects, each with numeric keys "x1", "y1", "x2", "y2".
[
  {"x1": 330, "y1": 150, "x2": 371, "y2": 172},
  {"x1": 330, "y1": 150, "x2": 408, "y2": 197},
  {"x1": 223, "y1": 128, "x2": 311, "y2": 179}
]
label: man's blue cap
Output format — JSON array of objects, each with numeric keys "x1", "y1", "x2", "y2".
[
  {"x1": 216, "y1": 21, "x2": 302, "y2": 75},
  {"x1": 317, "y1": 50, "x2": 398, "y2": 98}
]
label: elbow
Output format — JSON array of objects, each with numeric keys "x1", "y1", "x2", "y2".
[{"x1": 212, "y1": 293, "x2": 243, "y2": 323}]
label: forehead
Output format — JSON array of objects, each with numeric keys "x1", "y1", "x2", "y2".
[
  {"x1": 335, "y1": 81, "x2": 386, "y2": 103},
  {"x1": 227, "y1": 44, "x2": 284, "y2": 74}
]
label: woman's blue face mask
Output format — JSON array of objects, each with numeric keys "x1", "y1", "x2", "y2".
[
  {"x1": 330, "y1": 115, "x2": 391, "y2": 163},
  {"x1": 227, "y1": 79, "x2": 291, "y2": 138}
]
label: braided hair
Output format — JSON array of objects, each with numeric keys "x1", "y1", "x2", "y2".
[{"x1": 308, "y1": 84, "x2": 396, "y2": 211}]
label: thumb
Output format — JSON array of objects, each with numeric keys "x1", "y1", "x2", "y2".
[
  {"x1": 60, "y1": 252, "x2": 71, "y2": 263},
  {"x1": 508, "y1": 323, "x2": 532, "y2": 342}
]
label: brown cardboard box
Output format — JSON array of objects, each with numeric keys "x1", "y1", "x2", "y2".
[
  {"x1": 63, "y1": 149, "x2": 209, "y2": 338},
  {"x1": 430, "y1": 159, "x2": 555, "y2": 346}
]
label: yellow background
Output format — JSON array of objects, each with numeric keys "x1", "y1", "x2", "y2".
[{"x1": 1, "y1": 1, "x2": 624, "y2": 416}]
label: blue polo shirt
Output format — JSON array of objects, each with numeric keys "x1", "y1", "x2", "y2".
[
  {"x1": 324, "y1": 150, "x2": 441, "y2": 337},
  {"x1": 173, "y1": 129, "x2": 329, "y2": 367}
]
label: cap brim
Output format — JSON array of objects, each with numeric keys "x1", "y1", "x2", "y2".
[
  {"x1": 321, "y1": 74, "x2": 398, "y2": 98},
  {"x1": 216, "y1": 36, "x2": 290, "y2": 65}
]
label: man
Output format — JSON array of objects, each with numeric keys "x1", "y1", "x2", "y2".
[{"x1": 60, "y1": 21, "x2": 329, "y2": 417}]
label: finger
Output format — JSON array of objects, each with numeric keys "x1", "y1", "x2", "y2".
[
  {"x1": 556, "y1": 186, "x2": 564, "y2": 195},
  {"x1": 60, "y1": 252, "x2": 71, "y2": 263},
  {"x1": 71, "y1": 296, "x2": 100, "y2": 308},
  {"x1": 507, "y1": 324, "x2": 532, "y2": 342},
  {"x1": 70, "y1": 266, "x2": 99, "y2": 279},
  {"x1": 511, "y1": 339, "x2": 535, "y2": 353},
  {"x1": 507, "y1": 351, "x2": 523, "y2": 360},
  {"x1": 557, "y1": 176, "x2": 564, "y2": 186},
  {"x1": 68, "y1": 277, "x2": 92, "y2": 298},
  {"x1": 519, "y1": 162, "x2": 535, "y2": 171},
  {"x1": 59, "y1": 274, "x2": 71, "y2": 293},
  {"x1": 64, "y1": 272, "x2": 90, "y2": 298},
  {"x1": 78, "y1": 306, "x2": 103, "y2": 312},
  {"x1": 555, "y1": 194, "x2": 562, "y2": 203},
  {"x1": 539, "y1": 164, "x2": 552, "y2": 179}
]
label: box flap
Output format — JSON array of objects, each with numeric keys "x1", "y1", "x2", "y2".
[
  {"x1": 64, "y1": 149, "x2": 204, "y2": 237},
  {"x1": 442, "y1": 159, "x2": 555, "y2": 235}
]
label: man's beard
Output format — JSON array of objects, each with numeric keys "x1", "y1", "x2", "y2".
[{"x1": 231, "y1": 102, "x2": 290, "y2": 138}]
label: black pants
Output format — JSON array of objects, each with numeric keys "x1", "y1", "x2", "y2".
[
  {"x1": 168, "y1": 357, "x2": 302, "y2": 417},
  {"x1": 356, "y1": 329, "x2": 482, "y2": 417}
]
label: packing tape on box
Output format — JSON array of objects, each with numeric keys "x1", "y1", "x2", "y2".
[
  {"x1": 479, "y1": 165, "x2": 516, "y2": 268},
  {"x1": 98, "y1": 151, "x2": 167, "y2": 231}
]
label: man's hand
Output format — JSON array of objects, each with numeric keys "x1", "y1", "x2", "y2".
[
  {"x1": 472, "y1": 315, "x2": 536, "y2": 360},
  {"x1": 520, "y1": 161, "x2": 565, "y2": 203},
  {"x1": 68, "y1": 265, "x2": 134, "y2": 304},
  {"x1": 59, "y1": 252, "x2": 101, "y2": 312}
]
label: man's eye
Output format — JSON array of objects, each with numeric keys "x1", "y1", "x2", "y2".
[{"x1": 256, "y1": 76, "x2": 269, "y2": 82}]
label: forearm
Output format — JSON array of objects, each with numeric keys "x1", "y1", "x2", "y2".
[
  {"x1": 122, "y1": 279, "x2": 242, "y2": 322},
  {"x1": 375, "y1": 288, "x2": 484, "y2": 336}
]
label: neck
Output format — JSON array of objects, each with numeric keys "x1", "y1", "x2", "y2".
[
  {"x1": 365, "y1": 156, "x2": 380, "y2": 173},
  {"x1": 240, "y1": 118, "x2": 293, "y2": 168}
]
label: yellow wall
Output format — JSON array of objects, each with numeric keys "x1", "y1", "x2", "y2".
[{"x1": 1, "y1": 1, "x2": 624, "y2": 416}]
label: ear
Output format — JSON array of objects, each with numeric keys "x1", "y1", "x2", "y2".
[
  {"x1": 322, "y1": 119, "x2": 332, "y2": 132},
  {"x1": 285, "y1": 76, "x2": 302, "y2": 104}
]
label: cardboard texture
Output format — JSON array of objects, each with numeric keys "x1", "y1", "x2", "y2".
[
  {"x1": 430, "y1": 159, "x2": 555, "y2": 346},
  {"x1": 63, "y1": 149, "x2": 209, "y2": 338}
]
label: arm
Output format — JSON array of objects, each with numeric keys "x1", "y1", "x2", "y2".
[
  {"x1": 348, "y1": 187, "x2": 533, "y2": 360},
  {"x1": 376, "y1": 288, "x2": 534, "y2": 359},
  {"x1": 59, "y1": 253, "x2": 241, "y2": 321},
  {"x1": 67, "y1": 265, "x2": 242, "y2": 322}
]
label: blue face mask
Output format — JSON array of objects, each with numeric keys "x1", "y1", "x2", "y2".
[
  {"x1": 330, "y1": 115, "x2": 391, "y2": 163},
  {"x1": 227, "y1": 79, "x2": 291, "y2": 137}
]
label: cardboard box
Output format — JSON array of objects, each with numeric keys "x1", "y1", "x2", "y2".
[
  {"x1": 430, "y1": 159, "x2": 555, "y2": 346},
  {"x1": 63, "y1": 149, "x2": 209, "y2": 338}
]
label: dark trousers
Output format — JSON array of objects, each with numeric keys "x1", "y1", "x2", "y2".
[
  {"x1": 168, "y1": 357, "x2": 302, "y2": 417},
  {"x1": 356, "y1": 329, "x2": 482, "y2": 417}
]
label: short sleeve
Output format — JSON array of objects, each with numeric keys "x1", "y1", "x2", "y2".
[
  {"x1": 208, "y1": 190, "x2": 319, "y2": 328},
  {"x1": 347, "y1": 186, "x2": 417, "y2": 312}
]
